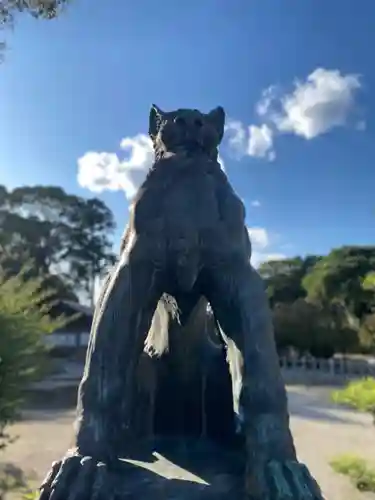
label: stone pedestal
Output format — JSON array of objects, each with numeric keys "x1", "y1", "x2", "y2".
[
  {"x1": 90, "y1": 438, "x2": 245, "y2": 500},
  {"x1": 40, "y1": 438, "x2": 323, "y2": 500}
]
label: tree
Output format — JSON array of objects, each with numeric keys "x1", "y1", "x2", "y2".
[
  {"x1": 359, "y1": 272, "x2": 375, "y2": 351},
  {"x1": 61, "y1": 196, "x2": 117, "y2": 305},
  {"x1": 272, "y1": 299, "x2": 331, "y2": 357},
  {"x1": 258, "y1": 249, "x2": 375, "y2": 355},
  {"x1": 359, "y1": 314, "x2": 375, "y2": 351},
  {"x1": 272, "y1": 298, "x2": 358, "y2": 357},
  {"x1": 325, "y1": 299, "x2": 360, "y2": 357},
  {"x1": 258, "y1": 255, "x2": 321, "y2": 307},
  {"x1": 0, "y1": 267, "x2": 68, "y2": 451},
  {"x1": 303, "y1": 246, "x2": 375, "y2": 319},
  {"x1": 0, "y1": 185, "x2": 116, "y2": 304},
  {"x1": 363, "y1": 272, "x2": 375, "y2": 291},
  {"x1": 0, "y1": 0, "x2": 71, "y2": 61}
]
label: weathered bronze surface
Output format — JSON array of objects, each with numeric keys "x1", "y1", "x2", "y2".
[{"x1": 38, "y1": 106, "x2": 324, "y2": 500}]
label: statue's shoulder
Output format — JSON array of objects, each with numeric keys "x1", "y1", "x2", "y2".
[{"x1": 137, "y1": 154, "x2": 204, "y2": 189}]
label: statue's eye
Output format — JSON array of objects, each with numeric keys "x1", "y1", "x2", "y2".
[
  {"x1": 194, "y1": 118, "x2": 203, "y2": 128},
  {"x1": 174, "y1": 116, "x2": 186, "y2": 126}
]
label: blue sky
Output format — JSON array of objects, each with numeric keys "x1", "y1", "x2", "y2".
[{"x1": 0, "y1": 0, "x2": 374, "y2": 266}]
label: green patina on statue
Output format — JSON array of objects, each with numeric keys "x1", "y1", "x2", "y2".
[{"x1": 38, "y1": 105, "x2": 324, "y2": 500}]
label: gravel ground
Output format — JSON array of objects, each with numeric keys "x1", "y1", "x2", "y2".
[
  {"x1": 2, "y1": 386, "x2": 375, "y2": 499},
  {"x1": 288, "y1": 386, "x2": 375, "y2": 500}
]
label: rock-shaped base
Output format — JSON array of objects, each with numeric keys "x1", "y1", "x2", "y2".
[
  {"x1": 246, "y1": 459, "x2": 324, "y2": 500},
  {"x1": 38, "y1": 438, "x2": 324, "y2": 500}
]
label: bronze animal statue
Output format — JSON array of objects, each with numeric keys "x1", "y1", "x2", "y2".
[
  {"x1": 96, "y1": 233, "x2": 239, "y2": 445},
  {"x1": 38, "y1": 106, "x2": 324, "y2": 500}
]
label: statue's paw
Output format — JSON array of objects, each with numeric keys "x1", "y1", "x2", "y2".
[
  {"x1": 38, "y1": 453, "x2": 115, "y2": 500},
  {"x1": 246, "y1": 460, "x2": 325, "y2": 500}
]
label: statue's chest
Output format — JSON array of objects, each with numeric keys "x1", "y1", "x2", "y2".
[
  {"x1": 133, "y1": 170, "x2": 220, "y2": 234},
  {"x1": 163, "y1": 172, "x2": 219, "y2": 223}
]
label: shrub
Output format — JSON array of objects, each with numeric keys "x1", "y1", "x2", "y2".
[
  {"x1": 21, "y1": 490, "x2": 39, "y2": 499},
  {"x1": 0, "y1": 267, "x2": 68, "y2": 450},
  {"x1": 331, "y1": 377, "x2": 375, "y2": 423},
  {"x1": 0, "y1": 462, "x2": 39, "y2": 499},
  {"x1": 330, "y1": 454, "x2": 375, "y2": 492}
]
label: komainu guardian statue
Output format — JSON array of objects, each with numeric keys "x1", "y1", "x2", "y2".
[{"x1": 38, "y1": 106, "x2": 324, "y2": 499}]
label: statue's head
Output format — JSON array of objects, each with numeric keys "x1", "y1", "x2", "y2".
[{"x1": 148, "y1": 105, "x2": 225, "y2": 158}]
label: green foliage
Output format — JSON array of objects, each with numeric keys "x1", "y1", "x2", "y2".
[
  {"x1": 272, "y1": 298, "x2": 358, "y2": 357},
  {"x1": 0, "y1": 462, "x2": 38, "y2": 499},
  {"x1": 262, "y1": 247, "x2": 375, "y2": 355},
  {"x1": 303, "y1": 246, "x2": 375, "y2": 319},
  {"x1": 0, "y1": 267, "x2": 68, "y2": 450},
  {"x1": 358, "y1": 272, "x2": 375, "y2": 350},
  {"x1": 363, "y1": 272, "x2": 375, "y2": 291},
  {"x1": 0, "y1": 0, "x2": 69, "y2": 22},
  {"x1": 359, "y1": 313, "x2": 375, "y2": 350},
  {"x1": 0, "y1": 0, "x2": 71, "y2": 61},
  {"x1": 21, "y1": 490, "x2": 39, "y2": 500},
  {"x1": 331, "y1": 377, "x2": 375, "y2": 418},
  {"x1": 330, "y1": 454, "x2": 375, "y2": 492},
  {"x1": 258, "y1": 256, "x2": 321, "y2": 307},
  {"x1": 0, "y1": 462, "x2": 28, "y2": 499},
  {"x1": 0, "y1": 184, "x2": 116, "y2": 304}
]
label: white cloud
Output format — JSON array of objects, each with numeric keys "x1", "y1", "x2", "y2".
[
  {"x1": 217, "y1": 155, "x2": 225, "y2": 171},
  {"x1": 224, "y1": 120, "x2": 275, "y2": 161},
  {"x1": 256, "y1": 85, "x2": 278, "y2": 117},
  {"x1": 248, "y1": 124, "x2": 275, "y2": 160},
  {"x1": 251, "y1": 252, "x2": 287, "y2": 268},
  {"x1": 224, "y1": 120, "x2": 247, "y2": 157},
  {"x1": 120, "y1": 135, "x2": 154, "y2": 169},
  {"x1": 78, "y1": 134, "x2": 225, "y2": 199},
  {"x1": 257, "y1": 68, "x2": 362, "y2": 139},
  {"x1": 77, "y1": 134, "x2": 153, "y2": 200},
  {"x1": 263, "y1": 253, "x2": 287, "y2": 262},
  {"x1": 251, "y1": 200, "x2": 261, "y2": 207},
  {"x1": 247, "y1": 227, "x2": 287, "y2": 267},
  {"x1": 248, "y1": 227, "x2": 269, "y2": 250},
  {"x1": 78, "y1": 68, "x2": 363, "y2": 197}
]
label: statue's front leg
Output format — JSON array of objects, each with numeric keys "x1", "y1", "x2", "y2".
[
  {"x1": 39, "y1": 252, "x2": 163, "y2": 500},
  {"x1": 206, "y1": 262, "x2": 324, "y2": 500}
]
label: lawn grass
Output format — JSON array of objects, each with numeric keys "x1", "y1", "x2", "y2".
[{"x1": 330, "y1": 454, "x2": 375, "y2": 493}]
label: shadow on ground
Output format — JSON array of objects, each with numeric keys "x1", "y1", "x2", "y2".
[{"x1": 287, "y1": 387, "x2": 361, "y2": 425}]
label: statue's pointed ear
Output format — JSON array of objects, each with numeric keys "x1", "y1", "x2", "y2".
[
  {"x1": 207, "y1": 106, "x2": 225, "y2": 143},
  {"x1": 149, "y1": 104, "x2": 164, "y2": 139}
]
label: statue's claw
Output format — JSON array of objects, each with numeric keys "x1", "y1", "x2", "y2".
[
  {"x1": 246, "y1": 460, "x2": 325, "y2": 500},
  {"x1": 38, "y1": 453, "x2": 115, "y2": 500}
]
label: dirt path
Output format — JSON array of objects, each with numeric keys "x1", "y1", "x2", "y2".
[
  {"x1": 288, "y1": 386, "x2": 375, "y2": 499},
  {"x1": 2, "y1": 386, "x2": 375, "y2": 499}
]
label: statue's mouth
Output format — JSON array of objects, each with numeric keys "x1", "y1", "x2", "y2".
[
  {"x1": 182, "y1": 139, "x2": 205, "y2": 153},
  {"x1": 172, "y1": 139, "x2": 207, "y2": 157}
]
